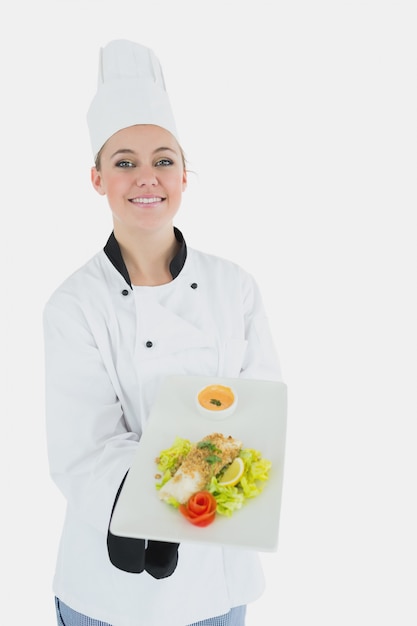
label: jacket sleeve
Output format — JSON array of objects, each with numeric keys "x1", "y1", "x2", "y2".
[
  {"x1": 240, "y1": 269, "x2": 283, "y2": 382},
  {"x1": 43, "y1": 295, "x2": 139, "y2": 534}
]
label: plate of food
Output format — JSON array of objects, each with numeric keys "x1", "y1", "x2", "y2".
[{"x1": 109, "y1": 375, "x2": 287, "y2": 551}]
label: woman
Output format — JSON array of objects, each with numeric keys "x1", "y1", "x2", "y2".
[{"x1": 44, "y1": 39, "x2": 283, "y2": 626}]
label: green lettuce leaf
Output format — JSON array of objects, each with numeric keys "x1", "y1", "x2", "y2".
[{"x1": 155, "y1": 437, "x2": 192, "y2": 480}]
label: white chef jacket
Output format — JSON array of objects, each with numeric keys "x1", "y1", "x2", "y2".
[{"x1": 43, "y1": 229, "x2": 282, "y2": 626}]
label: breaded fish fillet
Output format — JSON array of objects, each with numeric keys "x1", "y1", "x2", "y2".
[{"x1": 158, "y1": 433, "x2": 242, "y2": 504}]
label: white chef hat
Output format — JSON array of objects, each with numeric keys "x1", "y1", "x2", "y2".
[{"x1": 87, "y1": 39, "x2": 179, "y2": 158}]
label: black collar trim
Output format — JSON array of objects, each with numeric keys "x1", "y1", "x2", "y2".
[{"x1": 103, "y1": 227, "x2": 187, "y2": 288}]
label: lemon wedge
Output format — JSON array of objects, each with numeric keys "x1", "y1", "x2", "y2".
[{"x1": 218, "y1": 457, "x2": 245, "y2": 487}]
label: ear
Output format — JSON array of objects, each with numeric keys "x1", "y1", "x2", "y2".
[
  {"x1": 91, "y1": 167, "x2": 106, "y2": 196},
  {"x1": 182, "y1": 168, "x2": 188, "y2": 192}
]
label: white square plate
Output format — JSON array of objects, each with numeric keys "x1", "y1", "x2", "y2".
[{"x1": 110, "y1": 375, "x2": 287, "y2": 551}]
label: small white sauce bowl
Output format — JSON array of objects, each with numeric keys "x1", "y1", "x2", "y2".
[{"x1": 195, "y1": 384, "x2": 238, "y2": 420}]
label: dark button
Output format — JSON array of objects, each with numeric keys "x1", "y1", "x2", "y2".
[
  {"x1": 121, "y1": 289, "x2": 129, "y2": 296},
  {"x1": 190, "y1": 282, "x2": 198, "y2": 289},
  {"x1": 145, "y1": 341, "x2": 153, "y2": 348}
]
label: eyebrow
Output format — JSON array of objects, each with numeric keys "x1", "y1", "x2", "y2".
[{"x1": 110, "y1": 146, "x2": 178, "y2": 159}]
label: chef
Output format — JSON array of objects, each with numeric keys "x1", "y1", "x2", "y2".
[{"x1": 44, "y1": 39, "x2": 283, "y2": 626}]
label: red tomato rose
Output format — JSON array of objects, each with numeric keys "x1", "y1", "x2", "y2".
[{"x1": 179, "y1": 491, "x2": 217, "y2": 527}]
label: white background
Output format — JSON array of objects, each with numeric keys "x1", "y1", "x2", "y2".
[{"x1": 1, "y1": 1, "x2": 416, "y2": 624}]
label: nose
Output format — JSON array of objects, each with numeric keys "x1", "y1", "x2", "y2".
[{"x1": 135, "y1": 165, "x2": 158, "y2": 186}]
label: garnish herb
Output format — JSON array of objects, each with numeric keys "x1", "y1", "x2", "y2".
[
  {"x1": 206, "y1": 455, "x2": 222, "y2": 464},
  {"x1": 197, "y1": 441, "x2": 221, "y2": 453},
  {"x1": 209, "y1": 398, "x2": 222, "y2": 406}
]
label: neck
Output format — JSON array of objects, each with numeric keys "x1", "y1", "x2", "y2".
[{"x1": 114, "y1": 226, "x2": 178, "y2": 286}]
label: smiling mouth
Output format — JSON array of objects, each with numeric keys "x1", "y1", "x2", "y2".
[{"x1": 129, "y1": 196, "x2": 164, "y2": 204}]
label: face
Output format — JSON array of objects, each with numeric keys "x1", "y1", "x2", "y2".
[{"x1": 91, "y1": 124, "x2": 187, "y2": 236}]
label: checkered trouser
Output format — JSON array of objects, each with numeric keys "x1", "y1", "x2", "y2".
[{"x1": 55, "y1": 597, "x2": 246, "y2": 626}]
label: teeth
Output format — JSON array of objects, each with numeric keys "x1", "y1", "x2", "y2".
[{"x1": 131, "y1": 197, "x2": 161, "y2": 204}]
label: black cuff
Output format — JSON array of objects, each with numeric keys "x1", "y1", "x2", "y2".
[
  {"x1": 107, "y1": 472, "x2": 146, "y2": 573},
  {"x1": 107, "y1": 472, "x2": 180, "y2": 577},
  {"x1": 145, "y1": 540, "x2": 180, "y2": 579},
  {"x1": 107, "y1": 532, "x2": 146, "y2": 573}
]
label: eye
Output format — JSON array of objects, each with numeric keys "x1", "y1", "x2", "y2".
[
  {"x1": 116, "y1": 160, "x2": 135, "y2": 168},
  {"x1": 155, "y1": 158, "x2": 174, "y2": 167}
]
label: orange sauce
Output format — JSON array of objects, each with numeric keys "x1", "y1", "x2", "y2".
[{"x1": 198, "y1": 385, "x2": 235, "y2": 411}]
